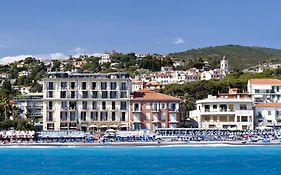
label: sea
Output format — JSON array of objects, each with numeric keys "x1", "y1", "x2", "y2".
[{"x1": 0, "y1": 145, "x2": 281, "y2": 175}]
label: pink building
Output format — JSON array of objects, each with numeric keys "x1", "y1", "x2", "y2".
[{"x1": 130, "y1": 89, "x2": 183, "y2": 131}]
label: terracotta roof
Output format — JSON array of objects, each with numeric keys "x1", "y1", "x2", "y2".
[
  {"x1": 255, "y1": 103, "x2": 281, "y2": 108},
  {"x1": 249, "y1": 79, "x2": 281, "y2": 85},
  {"x1": 131, "y1": 89, "x2": 181, "y2": 102},
  {"x1": 145, "y1": 81, "x2": 161, "y2": 86}
]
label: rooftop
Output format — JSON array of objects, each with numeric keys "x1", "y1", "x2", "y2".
[
  {"x1": 131, "y1": 89, "x2": 181, "y2": 102},
  {"x1": 248, "y1": 79, "x2": 281, "y2": 85}
]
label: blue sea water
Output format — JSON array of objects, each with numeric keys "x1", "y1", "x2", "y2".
[{"x1": 0, "y1": 146, "x2": 281, "y2": 175}]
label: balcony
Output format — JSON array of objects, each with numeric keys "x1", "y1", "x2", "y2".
[{"x1": 201, "y1": 109, "x2": 235, "y2": 115}]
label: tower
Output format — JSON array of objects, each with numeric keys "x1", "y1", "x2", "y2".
[{"x1": 220, "y1": 56, "x2": 229, "y2": 75}]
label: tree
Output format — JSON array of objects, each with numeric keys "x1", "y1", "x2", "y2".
[{"x1": 51, "y1": 60, "x2": 61, "y2": 71}]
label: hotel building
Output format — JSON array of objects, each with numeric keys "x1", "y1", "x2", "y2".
[
  {"x1": 42, "y1": 72, "x2": 132, "y2": 131},
  {"x1": 255, "y1": 103, "x2": 281, "y2": 128},
  {"x1": 14, "y1": 93, "x2": 43, "y2": 119},
  {"x1": 189, "y1": 89, "x2": 254, "y2": 130},
  {"x1": 130, "y1": 89, "x2": 183, "y2": 131},
  {"x1": 248, "y1": 79, "x2": 281, "y2": 103}
]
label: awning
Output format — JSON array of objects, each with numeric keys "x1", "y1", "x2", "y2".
[
  {"x1": 99, "y1": 125, "x2": 108, "y2": 128},
  {"x1": 106, "y1": 129, "x2": 116, "y2": 132},
  {"x1": 89, "y1": 124, "x2": 97, "y2": 128},
  {"x1": 110, "y1": 124, "x2": 118, "y2": 128},
  {"x1": 119, "y1": 124, "x2": 128, "y2": 128}
]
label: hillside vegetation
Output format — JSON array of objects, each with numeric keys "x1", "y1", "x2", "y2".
[{"x1": 169, "y1": 45, "x2": 281, "y2": 70}]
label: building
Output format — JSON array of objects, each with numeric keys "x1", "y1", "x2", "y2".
[
  {"x1": 98, "y1": 54, "x2": 112, "y2": 64},
  {"x1": 132, "y1": 81, "x2": 145, "y2": 92},
  {"x1": 220, "y1": 56, "x2": 229, "y2": 75},
  {"x1": 42, "y1": 72, "x2": 132, "y2": 131},
  {"x1": 130, "y1": 89, "x2": 182, "y2": 131},
  {"x1": 14, "y1": 93, "x2": 43, "y2": 120},
  {"x1": 189, "y1": 88, "x2": 254, "y2": 130},
  {"x1": 247, "y1": 79, "x2": 281, "y2": 103},
  {"x1": 18, "y1": 71, "x2": 31, "y2": 77},
  {"x1": 255, "y1": 103, "x2": 281, "y2": 128},
  {"x1": 150, "y1": 73, "x2": 173, "y2": 84}
]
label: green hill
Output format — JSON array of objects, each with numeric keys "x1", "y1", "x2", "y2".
[{"x1": 169, "y1": 45, "x2": 281, "y2": 70}]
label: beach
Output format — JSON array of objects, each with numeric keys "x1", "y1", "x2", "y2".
[{"x1": 1, "y1": 141, "x2": 281, "y2": 147}]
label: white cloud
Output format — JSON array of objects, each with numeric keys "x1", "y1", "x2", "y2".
[
  {"x1": 0, "y1": 52, "x2": 68, "y2": 65},
  {"x1": 36, "y1": 53, "x2": 68, "y2": 60},
  {"x1": 0, "y1": 44, "x2": 7, "y2": 48},
  {"x1": 0, "y1": 55, "x2": 33, "y2": 64},
  {"x1": 173, "y1": 37, "x2": 185, "y2": 45},
  {"x1": 70, "y1": 47, "x2": 86, "y2": 54}
]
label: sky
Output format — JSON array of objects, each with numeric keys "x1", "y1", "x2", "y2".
[{"x1": 0, "y1": 0, "x2": 281, "y2": 64}]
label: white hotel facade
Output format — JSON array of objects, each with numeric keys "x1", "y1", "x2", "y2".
[
  {"x1": 189, "y1": 89, "x2": 254, "y2": 130},
  {"x1": 42, "y1": 72, "x2": 132, "y2": 131}
]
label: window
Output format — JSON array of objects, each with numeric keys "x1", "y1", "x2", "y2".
[
  {"x1": 61, "y1": 101, "x2": 67, "y2": 109},
  {"x1": 92, "y1": 82, "x2": 96, "y2": 90},
  {"x1": 110, "y1": 91, "x2": 117, "y2": 99},
  {"x1": 241, "y1": 116, "x2": 248, "y2": 122},
  {"x1": 82, "y1": 101, "x2": 87, "y2": 110},
  {"x1": 169, "y1": 103, "x2": 177, "y2": 111},
  {"x1": 48, "y1": 82, "x2": 54, "y2": 90},
  {"x1": 240, "y1": 104, "x2": 247, "y2": 110},
  {"x1": 237, "y1": 116, "x2": 240, "y2": 122},
  {"x1": 47, "y1": 123, "x2": 54, "y2": 130},
  {"x1": 91, "y1": 112, "x2": 98, "y2": 121},
  {"x1": 134, "y1": 103, "x2": 141, "y2": 111},
  {"x1": 60, "y1": 112, "x2": 68, "y2": 121},
  {"x1": 101, "y1": 82, "x2": 107, "y2": 90},
  {"x1": 120, "y1": 82, "x2": 127, "y2": 90},
  {"x1": 60, "y1": 91, "x2": 66, "y2": 98},
  {"x1": 134, "y1": 123, "x2": 140, "y2": 130},
  {"x1": 160, "y1": 103, "x2": 166, "y2": 109},
  {"x1": 92, "y1": 101, "x2": 97, "y2": 110},
  {"x1": 120, "y1": 91, "x2": 127, "y2": 98},
  {"x1": 121, "y1": 112, "x2": 126, "y2": 121},
  {"x1": 61, "y1": 82, "x2": 67, "y2": 89},
  {"x1": 82, "y1": 82, "x2": 87, "y2": 90},
  {"x1": 69, "y1": 101, "x2": 77, "y2": 110},
  {"x1": 71, "y1": 91, "x2": 76, "y2": 98},
  {"x1": 102, "y1": 101, "x2": 106, "y2": 110},
  {"x1": 70, "y1": 82, "x2": 76, "y2": 89},
  {"x1": 152, "y1": 103, "x2": 159, "y2": 111},
  {"x1": 268, "y1": 111, "x2": 272, "y2": 115},
  {"x1": 100, "y1": 112, "x2": 108, "y2": 121},
  {"x1": 101, "y1": 91, "x2": 108, "y2": 98},
  {"x1": 112, "y1": 102, "x2": 116, "y2": 110},
  {"x1": 204, "y1": 105, "x2": 210, "y2": 112},
  {"x1": 70, "y1": 112, "x2": 77, "y2": 121},
  {"x1": 82, "y1": 91, "x2": 88, "y2": 98},
  {"x1": 121, "y1": 101, "x2": 127, "y2": 110},
  {"x1": 255, "y1": 89, "x2": 259, "y2": 93},
  {"x1": 48, "y1": 91, "x2": 53, "y2": 98},
  {"x1": 48, "y1": 101, "x2": 53, "y2": 110},
  {"x1": 80, "y1": 112, "x2": 86, "y2": 121},
  {"x1": 112, "y1": 112, "x2": 116, "y2": 121},
  {"x1": 48, "y1": 112, "x2": 53, "y2": 121},
  {"x1": 110, "y1": 82, "x2": 117, "y2": 90},
  {"x1": 213, "y1": 105, "x2": 217, "y2": 110},
  {"x1": 92, "y1": 91, "x2": 98, "y2": 98}
]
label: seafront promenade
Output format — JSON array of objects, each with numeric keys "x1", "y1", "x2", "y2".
[{"x1": 1, "y1": 128, "x2": 281, "y2": 147}]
